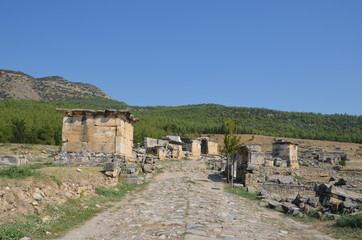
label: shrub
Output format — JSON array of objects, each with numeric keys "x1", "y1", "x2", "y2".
[
  {"x1": 225, "y1": 185, "x2": 259, "y2": 201},
  {"x1": 336, "y1": 214, "x2": 362, "y2": 228},
  {"x1": 95, "y1": 184, "x2": 138, "y2": 199},
  {"x1": 339, "y1": 160, "x2": 347, "y2": 166},
  {"x1": 0, "y1": 164, "x2": 45, "y2": 179}
]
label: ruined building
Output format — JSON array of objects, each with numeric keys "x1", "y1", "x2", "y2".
[
  {"x1": 54, "y1": 109, "x2": 139, "y2": 165},
  {"x1": 231, "y1": 140, "x2": 299, "y2": 191},
  {"x1": 181, "y1": 138, "x2": 201, "y2": 156},
  {"x1": 144, "y1": 136, "x2": 184, "y2": 159},
  {"x1": 271, "y1": 139, "x2": 299, "y2": 169},
  {"x1": 233, "y1": 144, "x2": 265, "y2": 185},
  {"x1": 199, "y1": 137, "x2": 218, "y2": 155}
]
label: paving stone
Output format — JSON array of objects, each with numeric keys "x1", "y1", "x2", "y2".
[
  {"x1": 60, "y1": 159, "x2": 335, "y2": 240},
  {"x1": 185, "y1": 229, "x2": 208, "y2": 236},
  {"x1": 186, "y1": 222, "x2": 204, "y2": 229}
]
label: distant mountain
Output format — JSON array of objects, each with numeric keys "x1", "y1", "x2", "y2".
[{"x1": 0, "y1": 69, "x2": 112, "y2": 101}]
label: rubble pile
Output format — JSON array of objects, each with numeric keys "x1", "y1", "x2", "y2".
[
  {"x1": 207, "y1": 158, "x2": 226, "y2": 171},
  {"x1": 298, "y1": 147, "x2": 348, "y2": 167},
  {"x1": 264, "y1": 178, "x2": 362, "y2": 220}
]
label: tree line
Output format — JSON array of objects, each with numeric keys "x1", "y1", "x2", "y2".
[{"x1": 0, "y1": 99, "x2": 361, "y2": 146}]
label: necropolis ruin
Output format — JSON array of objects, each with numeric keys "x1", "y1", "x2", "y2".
[{"x1": 55, "y1": 109, "x2": 139, "y2": 165}]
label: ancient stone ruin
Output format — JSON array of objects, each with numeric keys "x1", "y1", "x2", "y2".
[
  {"x1": 298, "y1": 146, "x2": 349, "y2": 167},
  {"x1": 181, "y1": 138, "x2": 201, "y2": 156},
  {"x1": 54, "y1": 109, "x2": 139, "y2": 165},
  {"x1": 270, "y1": 139, "x2": 299, "y2": 169},
  {"x1": 226, "y1": 140, "x2": 299, "y2": 192},
  {"x1": 144, "y1": 136, "x2": 184, "y2": 159},
  {"x1": 143, "y1": 136, "x2": 219, "y2": 160},
  {"x1": 199, "y1": 137, "x2": 219, "y2": 155},
  {"x1": 206, "y1": 137, "x2": 361, "y2": 219}
]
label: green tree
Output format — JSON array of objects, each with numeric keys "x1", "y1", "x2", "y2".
[
  {"x1": 221, "y1": 119, "x2": 242, "y2": 184},
  {"x1": 11, "y1": 119, "x2": 26, "y2": 143}
]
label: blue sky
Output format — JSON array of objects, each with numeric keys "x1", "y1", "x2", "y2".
[{"x1": 1, "y1": 1, "x2": 361, "y2": 115}]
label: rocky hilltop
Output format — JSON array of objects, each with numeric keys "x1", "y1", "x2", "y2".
[{"x1": 0, "y1": 69, "x2": 111, "y2": 101}]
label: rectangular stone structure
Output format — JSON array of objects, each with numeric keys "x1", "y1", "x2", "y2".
[
  {"x1": 181, "y1": 138, "x2": 201, "y2": 156},
  {"x1": 199, "y1": 137, "x2": 218, "y2": 155},
  {"x1": 272, "y1": 139, "x2": 299, "y2": 169},
  {"x1": 56, "y1": 109, "x2": 139, "y2": 163}
]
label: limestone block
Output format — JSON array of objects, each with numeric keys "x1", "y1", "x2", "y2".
[{"x1": 0, "y1": 155, "x2": 28, "y2": 166}]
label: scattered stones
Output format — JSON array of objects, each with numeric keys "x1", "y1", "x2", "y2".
[
  {"x1": 32, "y1": 193, "x2": 43, "y2": 201},
  {"x1": 268, "y1": 200, "x2": 282, "y2": 211}
]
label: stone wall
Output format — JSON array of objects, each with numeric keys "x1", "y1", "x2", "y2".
[
  {"x1": 207, "y1": 141, "x2": 219, "y2": 155},
  {"x1": 170, "y1": 144, "x2": 184, "y2": 159},
  {"x1": 54, "y1": 152, "x2": 126, "y2": 165},
  {"x1": 144, "y1": 137, "x2": 169, "y2": 148}
]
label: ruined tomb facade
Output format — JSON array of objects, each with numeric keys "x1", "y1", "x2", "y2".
[
  {"x1": 181, "y1": 138, "x2": 201, "y2": 156},
  {"x1": 272, "y1": 139, "x2": 299, "y2": 169},
  {"x1": 232, "y1": 144, "x2": 265, "y2": 186},
  {"x1": 199, "y1": 137, "x2": 218, "y2": 155},
  {"x1": 55, "y1": 109, "x2": 139, "y2": 164},
  {"x1": 230, "y1": 141, "x2": 300, "y2": 190},
  {"x1": 144, "y1": 136, "x2": 184, "y2": 159},
  {"x1": 317, "y1": 152, "x2": 348, "y2": 164},
  {"x1": 164, "y1": 136, "x2": 185, "y2": 159}
]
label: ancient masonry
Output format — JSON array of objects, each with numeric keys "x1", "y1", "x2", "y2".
[
  {"x1": 229, "y1": 140, "x2": 300, "y2": 194},
  {"x1": 143, "y1": 136, "x2": 219, "y2": 159},
  {"x1": 54, "y1": 109, "x2": 139, "y2": 165}
]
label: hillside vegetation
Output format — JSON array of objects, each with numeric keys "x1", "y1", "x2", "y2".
[
  {"x1": 1, "y1": 69, "x2": 361, "y2": 145},
  {"x1": 0, "y1": 99, "x2": 361, "y2": 145}
]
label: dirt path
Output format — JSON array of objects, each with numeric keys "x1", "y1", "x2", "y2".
[{"x1": 60, "y1": 159, "x2": 334, "y2": 240}]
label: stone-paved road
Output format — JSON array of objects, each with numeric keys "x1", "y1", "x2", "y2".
[{"x1": 61, "y1": 159, "x2": 334, "y2": 240}]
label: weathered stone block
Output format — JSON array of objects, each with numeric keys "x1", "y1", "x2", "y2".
[
  {"x1": 0, "y1": 155, "x2": 28, "y2": 166},
  {"x1": 104, "y1": 162, "x2": 118, "y2": 171}
]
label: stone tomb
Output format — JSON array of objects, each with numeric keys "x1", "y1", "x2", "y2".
[
  {"x1": 181, "y1": 138, "x2": 201, "y2": 156},
  {"x1": 272, "y1": 139, "x2": 299, "y2": 169},
  {"x1": 199, "y1": 137, "x2": 218, "y2": 155},
  {"x1": 230, "y1": 140, "x2": 299, "y2": 190},
  {"x1": 55, "y1": 109, "x2": 139, "y2": 165}
]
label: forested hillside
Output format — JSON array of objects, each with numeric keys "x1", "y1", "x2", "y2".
[{"x1": 0, "y1": 99, "x2": 361, "y2": 145}]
